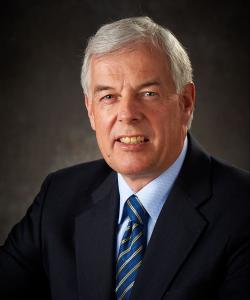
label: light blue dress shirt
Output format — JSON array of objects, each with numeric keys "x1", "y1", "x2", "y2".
[{"x1": 116, "y1": 137, "x2": 188, "y2": 257}]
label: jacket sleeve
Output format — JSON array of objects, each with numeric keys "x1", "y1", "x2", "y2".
[
  {"x1": 0, "y1": 175, "x2": 52, "y2": 299},
  {"x1": 217, "y1": 218, "x2": 250, "y2": 299}
]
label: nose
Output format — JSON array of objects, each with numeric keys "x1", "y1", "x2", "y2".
[{"x1": 117, "y1": 95, "x2": 142, "y2": 123}]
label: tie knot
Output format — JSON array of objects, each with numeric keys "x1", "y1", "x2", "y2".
[{"x1": 125, "y1": 195, "x2": 148, "y2": 225}]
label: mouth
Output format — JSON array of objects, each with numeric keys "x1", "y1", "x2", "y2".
[{"x1": 116, "y1": 136, "x2": 149, "y2": 145}]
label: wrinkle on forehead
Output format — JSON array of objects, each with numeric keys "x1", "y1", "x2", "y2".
[{"x1": 89, "y1": 43, "x2": 174, "y2": 95}]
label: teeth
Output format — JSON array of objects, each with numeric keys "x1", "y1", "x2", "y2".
[{"x1": 119, "y1": 136, "x2": 145, "y2": 144}]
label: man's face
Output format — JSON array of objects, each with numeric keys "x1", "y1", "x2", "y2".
[{"x1": 85, "y1": 43, "x2": 195, "y2": 190}]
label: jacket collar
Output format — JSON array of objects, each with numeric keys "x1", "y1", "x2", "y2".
[{"x1": 74, "y1": 170, "x2": 119, "y2": 300}]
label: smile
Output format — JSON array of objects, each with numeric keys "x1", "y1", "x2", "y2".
[{"x1": 118, "y1": 136, "x2": 149, "y2": 144}]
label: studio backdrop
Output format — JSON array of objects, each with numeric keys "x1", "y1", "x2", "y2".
[{"x1": 0, "y1": 0, "x2": 249, "y2": 243}]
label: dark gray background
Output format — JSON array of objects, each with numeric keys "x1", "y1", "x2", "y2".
[{"x1": 0, "y1": 0, "x2": 249, "y2": 244}]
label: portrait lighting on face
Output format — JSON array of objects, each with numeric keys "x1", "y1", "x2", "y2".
[
  {"x1": 85, "y1": 43, "x2": 194, "y2": 191},
  {"x1": 0, "y1": 15, "x2": 249, "y2": 300}
]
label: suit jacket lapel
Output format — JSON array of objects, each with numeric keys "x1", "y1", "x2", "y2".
[
  {"x1": 131, "y1": 134, "x2": 212, "y2": 300},
  {"x1": 74, "y1": 171, "x2": 119, "y2": 300},
  {"x1": 130, "y1": 185, "x2": 208, "y2": 300}
]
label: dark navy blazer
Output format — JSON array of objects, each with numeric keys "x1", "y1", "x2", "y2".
[{"x1": 0, "y1": 135, "x2": 249, "y2": 299}]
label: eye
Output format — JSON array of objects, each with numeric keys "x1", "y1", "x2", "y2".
[
  {"x1": 102, "y1": 94, "x2": 113, "y2": 100},
  {"x1": 98, "y1": 93, "x2": 117, "y2": 105},
  {"x1": 99, "y1": 94, "x2": 116, "y2": 103},
  {"x1": 144, "y1": 91, "x2": 157, "y2": 97}
]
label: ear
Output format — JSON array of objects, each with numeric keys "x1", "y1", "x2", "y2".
[
  {"x1": 179, "y1": 82, "x2": 196, "y2": 126},
  {"x1": 84, "y1": 95, "x2": 96, "y2": 131}
]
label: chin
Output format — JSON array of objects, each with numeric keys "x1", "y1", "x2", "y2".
[
  {"x1": 104, "y1": 153, "x2": 154, "y2": 176},
  {"x1": 115, "y1": 162, "x2": 151, "y2": 178}
]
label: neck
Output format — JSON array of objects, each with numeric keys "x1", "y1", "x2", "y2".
[{"x1": 121, "y1": 135, "x2": 188, "y2": 192}]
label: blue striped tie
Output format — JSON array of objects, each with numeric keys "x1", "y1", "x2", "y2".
[{"x1": 115, "y1": 195, "x2": 148, "y2": 300}]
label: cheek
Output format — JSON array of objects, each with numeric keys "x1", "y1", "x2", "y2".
[
  {"x1": 153, "y1": 108, "x2": 182, "y2": 137},
  {"x1": 95, "y1": 117, "x2": 112, "y2": 137},
  {"x1": 94, "y1": 104, "x2": 115, "y2": 126},
  {"x1": 94, "y1": 117, "x2": 113, "y2": 152}
]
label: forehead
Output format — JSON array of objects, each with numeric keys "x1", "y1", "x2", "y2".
[{"x1": 89, "y1": 43, "x2": 172, "y2": 85}]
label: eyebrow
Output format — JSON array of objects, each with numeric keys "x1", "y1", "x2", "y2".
[
  {"x1": 93, "y1": 85, "x2": 114, "y2": 96},
  {"x1": 137, "y1": 79, "x2": 161, "y2": 90},
  {"x1": 93, "y1": 79, "x2": 162, "y2": 96}
]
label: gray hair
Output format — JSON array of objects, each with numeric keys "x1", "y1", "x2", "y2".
[{"x1": 81, "y1": 16, "x2": 194, "y2": 126}]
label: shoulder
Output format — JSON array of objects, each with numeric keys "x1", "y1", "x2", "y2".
[
  {"x1": 36, "y1": 159, "x2": 115, "y2": 211},
  {"x1": 186, "y1": 134, "x2": 249, "y2": 229},
  {"x1": 32, "y1": 159, "x2": 116, "y2": 223},
  {"x1": 201, "y1": 156, "x2": 250, "y2": 237},
  {"x1": 210, "y1": 157, "x2": 249, "y2": 196},
  {"x1": 45, "y1": 159, "x2": 113, "y2": 191},
  {"x1": 187, "y1": 134, "x2": 249, "y2": 195}
]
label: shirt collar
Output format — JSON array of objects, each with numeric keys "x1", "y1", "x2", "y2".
[{"x1": 117, "y1": 136, "x2": 188, "y2": 224}]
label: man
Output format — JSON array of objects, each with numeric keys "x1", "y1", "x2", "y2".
[{"x1": 0, "y1": 16, "x2": 249, "y2": 300}]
